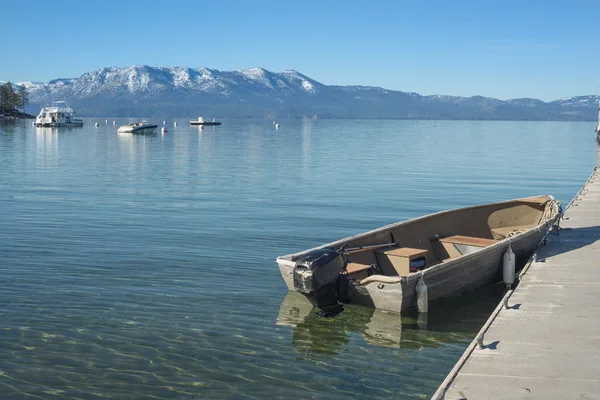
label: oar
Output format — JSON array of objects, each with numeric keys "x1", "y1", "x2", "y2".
[{"x1": 344, "y1": 242, "x2": 399, "y2": 254}]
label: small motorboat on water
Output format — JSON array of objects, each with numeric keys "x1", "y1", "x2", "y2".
[
  {"x1": 117, "y1": 121, "x2": 158, "y2": 134},
  {"x1": 190, "y1": 116, "x2": 221, "y2": 126},
  {"x1": 34, "y1": 101, "x2": 83, "y2": 127},
  {"x1": 276, "y1": 196, "x2": 561, "y2": 313}
]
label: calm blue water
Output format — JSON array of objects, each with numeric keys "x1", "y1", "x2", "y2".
[{"x1": 0, "y1": 118, "x2": 596, "y2": 399}]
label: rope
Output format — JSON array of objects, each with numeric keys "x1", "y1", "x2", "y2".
[
  {"x1": 505, "y1": 229, "x2": 526, "y2": 238},
  {"x1": 540, "y1": 199, "x2": 558, "y2": 223},
  {"x1": 505, "y1": 198, "x2": 559, "y2": 239}
]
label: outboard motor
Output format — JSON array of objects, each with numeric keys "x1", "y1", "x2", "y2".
[{"x1": 293, "y1": 248, "x2": 345, "y2": 309}]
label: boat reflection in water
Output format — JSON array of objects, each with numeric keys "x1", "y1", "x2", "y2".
[{"x1": 276, "y1": 283, "x2": 505, "y2": 356}]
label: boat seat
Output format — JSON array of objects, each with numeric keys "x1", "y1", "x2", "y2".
[
  {"x1": 343, "y1": 262, "x2": 374, "y2": 281},
  {"x1": 491, "y1": 225, "x2": 531, "y2": 239},
  {"x1": 344, "y1": 262, "x2": 373, "y2": 275},
  {"x1": 439, "y1": 235, "x2": 497, "y2": 247}
]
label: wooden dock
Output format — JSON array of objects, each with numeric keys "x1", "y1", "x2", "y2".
[{"x1": 433, "y1": 167, "x2": 600, "y2": 400}]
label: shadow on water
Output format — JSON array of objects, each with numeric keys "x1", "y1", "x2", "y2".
[{"x1": 276, "y1": 283, "x2": 506, "y2": 357}]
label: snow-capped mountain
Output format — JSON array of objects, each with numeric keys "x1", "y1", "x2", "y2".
[
  {"x1": 21, "y1": 65, "x2": 321, "y2": 100},
  {"x1": 4, "y1": 65, "x2": 598, "y2": 120},
  {"x1": 550, "y1": 95, "x2": 600, "y2": 108}
]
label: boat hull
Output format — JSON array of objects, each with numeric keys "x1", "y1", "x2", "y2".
[
  {"x1": 353, "y1": 227, "x2": 545, "y2": 311},
  {"x1": 278, "y1": 225, "x2": 549, "y2": 312},
  {"x1": 190, "y1": 121, "x2": 221, "y2": 126},
  {"x1": 117, "y1": 125, "x2": 158, "y2": 134},
  {"x1": 35, "y1": 121, "x2": 84, "y2": 127},
  {"x1": 277, "y1": 197, "x2": 560, "y2": 312}
]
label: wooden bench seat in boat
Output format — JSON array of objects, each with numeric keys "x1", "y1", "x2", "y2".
[
  {"x1": 343, "y1": 262, "x2": 374, "y2": 281},
  {"x1": 439, "y1": 235, "x2": 497, "y2": 247},
  {"x1": 345, "y1": 262, "x2": 373, "y2": 275},
  {"x1": 436, "y1": 235, "x2": 498, "y2": 260}
]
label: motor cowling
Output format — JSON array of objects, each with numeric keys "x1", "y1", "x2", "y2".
[{"x1": 293, "y1": 248, "x2": 345, "y2": 308}]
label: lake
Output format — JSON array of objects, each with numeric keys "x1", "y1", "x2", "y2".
[{"x1": 0, "y1": 118, "x2": 596, "y2": 399}]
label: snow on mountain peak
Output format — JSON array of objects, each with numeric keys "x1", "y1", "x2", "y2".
[
  {"x1": 301, "y1": 80, "x2": 315, "y2": 93},
  {"x1": 239, "y1": 67, "x2": 267, "y2": 78},
  {"x1": 15, "y1": 81, "x2": 44, "y2": 88},
  {"x1": 11, "y1": 65, "x2": 326, "y2": 101}
]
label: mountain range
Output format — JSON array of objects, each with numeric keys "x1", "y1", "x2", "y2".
[{"x1": 6, "y1": 65, "x2": 600, "y2": 120}]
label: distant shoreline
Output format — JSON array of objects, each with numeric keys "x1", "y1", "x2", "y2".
[
  {"x1": 0, "y1": 110, "x2": 35, "y2": 120},
  {"x1": 70, "y1": 116, "x2": 596, "y2": 122},
  {"x1": 3, "y1": 113, "x2": 596, "y2": 123}
]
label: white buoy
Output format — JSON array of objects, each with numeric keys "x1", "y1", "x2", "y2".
[
  {"x1": 174, "y1": 122, "x2": 177, "y2": 127},
  {"x1": 161, "y1": 127, "x2": 167, "y2": 133},
  {"x1": 105, "y1": 119, "x2": 108, "y2": 124},
  {"x1": 113, "y1": 121, "x2": 116, "y2": 125},
  {"x1": 272, "y1": 120, "x2": 275, "y2": 125},
  {"x1": 275, "y1": 123, "x2": 279, "y2": 129},
  {"x1": 503, "y1": 244, "x2": 516, "y2": 289},
  {"x1": 32, "y1": 121, "x2": 35, "y2": 125},
  {"x1": 163, "y1": 120, "x2": 166, "y2": 125},
  {"x1": 416, "y1": 278, "x2": 428, "y2": 313},
  {"x1": 94, "y1": 122, "x2": 99, "y2": 127}
]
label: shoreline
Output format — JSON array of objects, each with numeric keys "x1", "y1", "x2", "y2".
[{"x1": 0, "y1": 112, "x2": 35, "y2": 120}]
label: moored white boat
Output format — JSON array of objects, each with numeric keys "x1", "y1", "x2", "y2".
[
  {"x1": 276, "y1": 196, "x2": 561, "y2": 313},
  {"x1": 190, "y1": 116, "x2": 221, "y2": 126},
  {"x1": 117, "y1": 121, "x2": 158, "y2": 134},
  {"x1": 34, "y1": 101, "x2": 83, "y2": 127}
]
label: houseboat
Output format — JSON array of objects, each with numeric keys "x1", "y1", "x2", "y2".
[{"x1": 34, "y1": 101, "x2": 83, "y2": 127}]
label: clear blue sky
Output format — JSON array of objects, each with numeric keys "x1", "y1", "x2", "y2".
[{"x1": 2, "y1": 0, "x2": 598, "y2": 101}]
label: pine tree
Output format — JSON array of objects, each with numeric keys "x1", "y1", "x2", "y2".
[
  {"x1": 0, "y1": 83, "x2": 10, "y2": 112},
  {"x1": 17, "y1": 85, "x2": 29, "y2": 113},
  {"x1": 0, "y1": 82, "x2": 18, "y2": 113}
]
